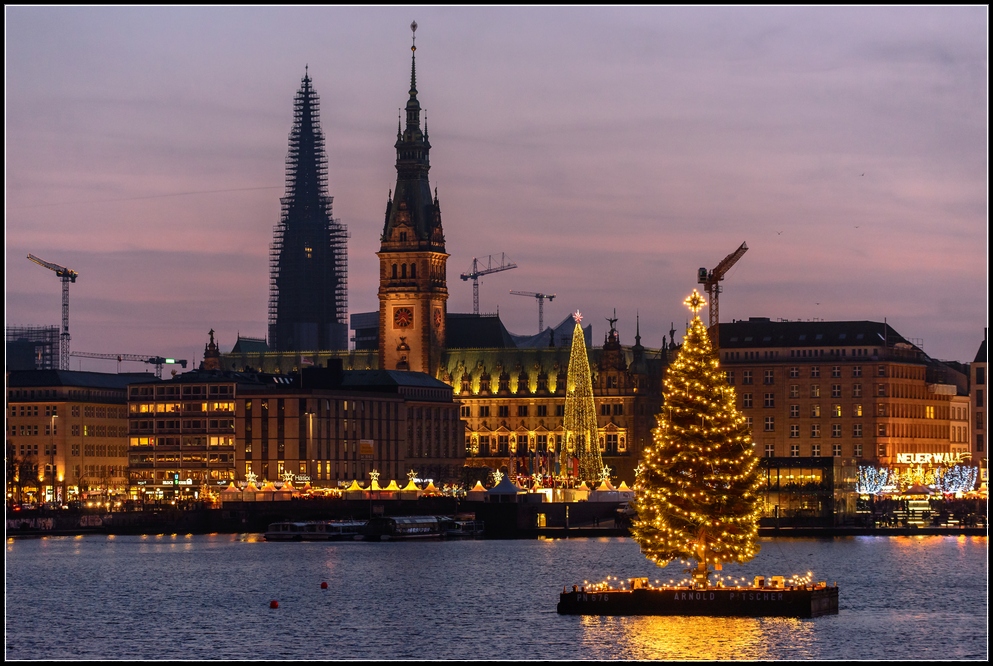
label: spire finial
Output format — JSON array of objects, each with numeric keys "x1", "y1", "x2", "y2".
[{"x1": 409, "y1": 21, "x2": 418, "y2": 96}]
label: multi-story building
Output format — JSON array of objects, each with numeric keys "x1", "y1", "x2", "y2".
[
  {"x1": 6, "y1": 370, "x2": 153, "y2": 506},
  {"x1": 126, "y1": 358, "x2": 463, "y2": 499},
  {"x1": 971, "y1": 330, "x2": 987, "y2": 489},
  {"x1": 716, "y1": 318, "x2": 970, "y2": 470},
  {"x1": 268, "y1": 69, "x2": 348, "y2": 352}
]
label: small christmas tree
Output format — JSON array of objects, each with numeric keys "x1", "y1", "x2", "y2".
[
  {"x1": 562, "y1": 310, "x2": 603, "y2": 482},
  {"x1": 630, "y1": 289, "x2": 762, "y2": 588}
]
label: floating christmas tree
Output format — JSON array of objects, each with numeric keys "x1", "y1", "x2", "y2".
[
  {"x1": 630, "y1": 289, "x2": 762, "y2": 588},
  {"x1": 561, "y1": 310, "x2": 604, "y2": 483}
]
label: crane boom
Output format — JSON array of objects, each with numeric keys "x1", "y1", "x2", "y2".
[
  {"x1": 27, "y1": 253, "x2": 79, "y2": 370},
  {"x1": 509, "y1": 290, "x2": 556, "y2": 333},
  {"x1": 697, "y1": 241, "x2": 748, "y2": 330},
  {"x1": 459, "y1": 253, "x2": 517, "y2": 314},
  {"x1": 71, "y1": 352, "x2": 188, "y2": 378}
]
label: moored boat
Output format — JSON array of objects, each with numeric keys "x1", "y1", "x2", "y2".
[
  {"x1": 359, "y1": 515, "x2": 444, "y2": 541},
  {"x1": 264, "y1": 520, "x2": 367, "y2": 541},
  {"x1": 442, "y1": 518, "x2": 485, "y2": 539}
]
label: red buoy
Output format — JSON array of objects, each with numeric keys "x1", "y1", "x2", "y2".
[
  {"x1": 321, "y1": 581, "x2": 328, "y2": 589},
  {"x1": 270, "y1": 600, "x2": 279, "y2": 609}
]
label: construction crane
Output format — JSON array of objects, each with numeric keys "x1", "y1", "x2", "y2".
[
  {"x1": 509, "y1": 291, "x2": 556, "y2": 333},
  {"x1": 460, "y1": 253, "x2": 517, "y2": 314},
  {"x1": 27, "y1": 253, "x2": 78, "y2": 370},
  {"x1": 697, "y1": 241, "x2": 748, "y2": 330},
  {"x1": 70, "y1": 352, "x2": 188, "y2": 378}
]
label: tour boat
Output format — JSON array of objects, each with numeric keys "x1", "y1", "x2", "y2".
[{"x1": 264, "y1": 520, "x2": 367, "y2": 541}]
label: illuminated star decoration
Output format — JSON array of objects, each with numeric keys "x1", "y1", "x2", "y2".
[
  {"x1": 573, "y1": 310, "x2": 583, "y2": 323},
  {"x1": 407, "y1": 469, "x2": 418, "y2": 482},
  {"x1": 245, "y1": 472, "x2": 258, "y2": 486},
  {"x1": 492, "y1": 470, "x2": 503, "y2": 485},
  {"x1": 281, "y1": 470, "x2": 295, "y2": 484},
  {"x1": 369, "y1": 470, "x2": 380, "y2": 485},
  {"x1": 600, "y1": 466, "x2": 612, "y2": 483},
  {"x1": 684, "y1": 289, "x2": 707, "y2": 315}
]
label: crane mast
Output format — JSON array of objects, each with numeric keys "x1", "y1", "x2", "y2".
[
  {"x1": 509, "y1": 290, "x2": 556, "y2": 333},
  {"x1": 697, "y1": 241, "x2": 748, "y2": 331},
  {"x1": 460, "y1": 253, "x2": 517, "y2": 314},
  {"x1": 27, "y1": 254, "x2": 78, "y2": 370}
]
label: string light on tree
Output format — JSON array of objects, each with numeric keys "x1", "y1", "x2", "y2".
[
  {"x1": 630, "y1": 289, "x2": 763, "y2": 589},
  {"x1": 561, "y1": 310, "x2": 604, "y2": 483}
]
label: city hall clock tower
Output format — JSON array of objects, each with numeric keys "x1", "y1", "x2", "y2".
[{"x1": 378, "y1": 22, "x2": 448, "y2": 376}]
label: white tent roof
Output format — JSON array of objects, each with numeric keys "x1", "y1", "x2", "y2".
[{"x1": 487, "y1": 475, "x2": 524, "y2": 495}]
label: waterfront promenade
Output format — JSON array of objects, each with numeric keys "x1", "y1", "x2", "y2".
[{"x1": 6, "y1": 497, "x2": 987, "y2": 539}]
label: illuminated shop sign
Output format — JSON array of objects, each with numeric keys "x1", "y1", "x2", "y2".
[{"x1": 895, "y1": 452, "x2": 966, "y2": 465}]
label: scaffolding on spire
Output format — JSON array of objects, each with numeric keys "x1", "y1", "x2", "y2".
[{"x1": 269, "y1": 71, "x2": 348, "y2": 352}]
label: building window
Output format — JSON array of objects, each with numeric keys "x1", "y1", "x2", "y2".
[
  {"x1": 764, "y1": 370, "x2": 774, "y2": 385},
  {"x1": 460, "y1": 405, "x2": 471, "y2": 418},
  {"x1": 613, "y1": 404, "x2": 623, "y2": 415},
  {"x1": 832, "y1": 424, "x2": 842, "y2": 438},
  {"x1": 517, "y1": 405, "x2": 529, "y2": 417},
  {"x1": 765, "y1": 444, "x2": 775, "y2": 458},
  {"x1": 790, "y1": 424, "x2": 800, "y2": 438},
  {"x1": 600, "y1": 404, "x2": 611, "y2": 416},
  {"x1": 555, "y1": 404, "x2": 565, "y2": 417},
  {"x1": 478, "y1": 406, "x2": 490, "y2": 418},
  {"x1": 831, "y1": 384, "x2": 842, "y2": 398},
  {"x1": 764, "y1": 417, "x2": 775, "y2": 432},
  {"x1": 811, "y1": 444, "x2": 821, "y2": 457},
  {"x1": 790, "y1": 444, "x2": 800, "y2": 457},
  {"x1": 976, "y1": 390, "x2": 983, "y2": 408},
  {"x1": 790, "y1": 405, "x2": 800, "y2": 418},
  {"x1": 811, "y1": 404, "x2": 821, "y2": 418},
  {"x1": 536, "y1": 434, "x2": 548, "y2": 452},
  {"x1": 764, "y1": 393, "x2": 775, "y2": 408},
  {"x1": 853, "y1": 404, "x2": 863, "y2": 417},
  {"x1": 497, "y1": 405, "x2": 509, "y2": 418},
  {"x1": 878, "y1": 365, "x2": 887, "y2": 377},
  {"x1": 853, "y1": 383, "x2": 862, "y2": 398},
  {"x1": 605, "y1": 434, "x2": 619, "y2": 454},
  {"x1": 832, "y1": 405, "x2": 842, "y2": 418},
  {"x1": 810, "y1": 385, "x2": 820, "y2": 398},
  {"x1": 742, "y1": 393, "x2": 753, "y2": 408},
  {"x1": 811, "y1": 424, "x2": 821, "y2": 438},
  {"x1": 746, "y1": 417, "x2": 753, "y2": 430},
  {"x1": 853, "y1": 424, "x2": 862, "y2": 438},
  {"x1": 977, "y1": 434, "x2": 984, "y2": 453},
  {"x1": 877, "y1": 384, "x2": 887, "y2": 397},
  {"x1": 789, "y1": 385, "x2": 800, "y2": 399},
  {"x1": 536, "y1": 405, "x2": 547, "y2": 417},
  {"x1": 810, "y1": 366, "x2": 820, "y2": 378},
  {"x1": 854, "y1": 443, "x2": 863, "y2": 457},
  {"x1": 789, "y1": 366, "x2": 800, "y2": 378},
  {"x1": 725, "y1": 371, "x2": 735, "y2": 385},
  {"x1": 925, "y1": 405, "x2": 935, "y2": 419},
  {"x1": 742, "y1": 371, "x2": 753, "y2": 385},
  {"x1": 497, "y1": 436, "x2": 509, "y2": 455},
  {"x1": 832, "y1": 366, "x2": 841, "y2": 378},
  {"x1": 832, "y1": 444, "x2": 842, "y2": 457},
  {"x1": 877, "y1": 424, "x2": 887, "y2": 437},
  {"x1": 853, "y1": 365, "x2": 862, "y2": 378}
]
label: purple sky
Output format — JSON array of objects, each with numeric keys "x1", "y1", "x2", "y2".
[{"x1": 6, "y1": 7, "x2": 988, "y2": 372}]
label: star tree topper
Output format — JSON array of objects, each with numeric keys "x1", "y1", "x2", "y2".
[
  {"x1": 684, "y1": 289, "x2": 707, "y2": 315},
  {"x1": 572, "y1": 310, "x2": 583, "y2": 323}
]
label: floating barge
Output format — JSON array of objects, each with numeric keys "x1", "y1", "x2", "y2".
[{"x1": 557, "y1": 577, "x2": 839, "y2": 618}]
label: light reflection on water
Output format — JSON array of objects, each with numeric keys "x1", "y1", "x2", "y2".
[{"x1": 5, "y1": 534, "x2": 987, "y2": 660}]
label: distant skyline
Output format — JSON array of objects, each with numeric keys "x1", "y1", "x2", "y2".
[{"x1": 6, "y1": 6, "x2": 988, "y2": 372}]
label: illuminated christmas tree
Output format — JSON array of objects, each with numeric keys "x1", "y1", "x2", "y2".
[
  {"x1": 561, "y1": 310, "x2": 603, "y2": 482},
  {"x1": 630, "y1": 290, "x2": 762, "y2": 588}
]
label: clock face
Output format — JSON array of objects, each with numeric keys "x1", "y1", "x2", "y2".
[
  {"x1": 433, "y1": 308, "x2": 443, "y2": 328},
  {"x1": 393, "y1": 307, "x2": 413, "y2": 329}
]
